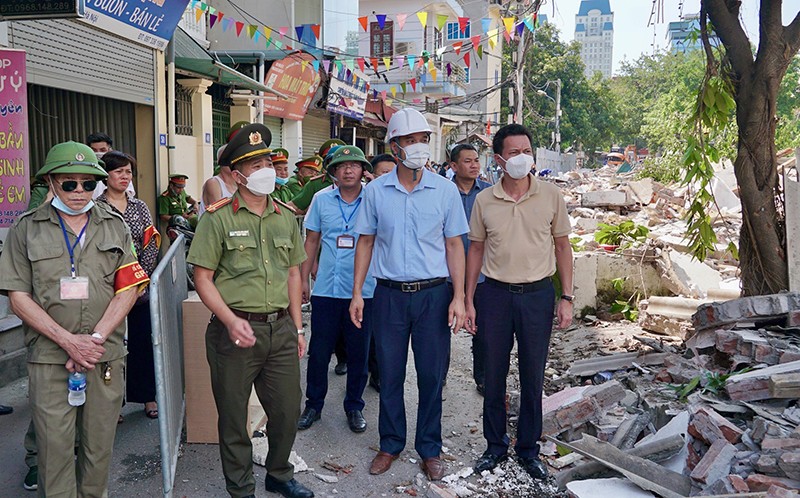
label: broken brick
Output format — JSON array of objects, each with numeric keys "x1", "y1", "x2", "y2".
[
  {"x1": 688, "y1": 407, "x2": 743, "y2": 445},
  {"x1": 755, "y1": 343, "x2": 781, "y2": 364},
  {"x1": 765, "y1": 485, "x2": 799, "y2": 498},
  {"x1": 715, "y1": 329, "x2": 740, "y2": 355},
  {"x1": 690, "y1": 439, "x2": 737, "y2": 485},
  {"x1": 726, "y1": 360, "x2": 800, "y2": 402},
  {"x1": 746, "y1": 474, "x2": 800, "y2": 492},
  {"x1": 728, "y1": 474, "x2": 749, "y2": 493},
  {"x1": 779, "y1": 452, "x2": 800, "y2": 480},
  {"x1": 755, "y1": 454, "x2": 782, "y2": 475},
  {"x1": 762, "y1": 438, "x2": 800, "y2": 451}
]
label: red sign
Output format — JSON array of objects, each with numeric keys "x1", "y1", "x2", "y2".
[
  {"x1": 263, "y1": 52, "x2": 321, "y2": 121},
  {"x1": 0, "y1": 49, "x2": 29, "y2": 234}
]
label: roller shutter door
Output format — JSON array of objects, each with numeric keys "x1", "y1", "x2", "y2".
[
  {"x1": 10, "y1": 19, "x2": 156, "y2": 105},
  {"x1": 265, "y1": 116, "x2": 282, "y2": 148},
  {"x1": 302, "y1": 114, "x2": 330, "y2": 158}
]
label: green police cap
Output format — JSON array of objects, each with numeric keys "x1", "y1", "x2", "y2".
[
  {"x1": 318, "y1": 139, "x2": 346, "y2": 158},
  {"x1": 36, "y1": 141, "x2": 108, "y2": 179},
  {"x1": 271, "y1": 147, "x2": 289, "y2": 164},
  {"x1": 327, "y1": 145, "x2": 372, "y2": 173},
  {"x1": 218, "y1": 123, "x2": 272, "y2": 167}
]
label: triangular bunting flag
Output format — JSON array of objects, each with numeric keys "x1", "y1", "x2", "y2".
[
  {"x1": 322, "y1": 60, "x2": 331, "y2": 72},
  {"x1": 464, "y1": 52, "x2": 470, "y2": 68},
  {"x1": 523, "y1": 15, "x2": 534, "y2": 32},
  {"x1": 458, "y1": 17, "x2": 469, "y2": 34},
  {"x1": 446, "y1": 63, "x2": 452, "y2": 77},
  {"x1": 396, "y1": 13, "x2": 407, "y2": 30},
  {"x1": 488, "y1": 29, "x2": 498, "y2": 49},
  {"x1": 410, "y1": 78, "x2": 416, "y2": 92},
  {"x1": 235, "y1": 21, "x2": 244, "y2": 37},
  {"x1": 383, "y1": 57, "x2": 392, "y2": 70},
  {"x1": 195, "y1": 7, "x2": 203, "y2": 22},
  {"x1": 416, "y1": 12, "x2": 427, "y2": 29},
  {"x1": 443, "y1": 97, "x2": 450, "y2": 105},
  {"x1": 471, "y1": 35, "x2": 481, "y2": 49},
  {"x1": 253, "y1": 28, "x2": 261, "y2": 42},
  {"x1": 358, "y1": 16, "x2": 368, "y2": 32},
  {"x1": 436, "y1": 46, "x2": 447, "y2": 57},
  {"x1": 481, "y1": 17, "x2": 491, "y2": 34},
  {"x1": 208, "y1": 7, "x2": 215, "y2": 15},
  {"x1": 357, "y1": 58, "x2": 365, "y2": 73},
  {"x1": 391, "y1": 86, "x2": 397, "y2": 98},
  {"x1": 274, "y1": 40, "x2": 283, "y2": 49},
  {"x1": 380, "y1": 90, "x2": 387, "y2": 100},
  {"x1": 335, "y1": 60, "x2": 343, "y2": 72},
  {"x1": 264, "y1": 27, "x2": 272, "y2": 40},
  {"x1": 453, "y1": 41, "x2": 462, "y2": 56},
  {"x1": 190, "y1": 0, "x2": 198, "y2": 9},
  {"x1": 503, "y1": 17, "x2": 515, "y2": 34},
  {"x1": 534, "y1": 13, "x2": 540, "y2": 27},
  {"x1": 295, "y1": 25, "x2": 304, "y2": 40},
  {"x1": 247, "y1": 25, "x2": 256, "y2": 39},
  {"x1": 437, "y1": 14, "x2": 448, "y2": 31},
  {"x1": 377, "y1": 14, "x2": 387, "y2": 30},
  {"x1": 401, "y1": 82, "x2": 407, "y2": 94},
  {"x1": 279, "y1": 26, "x2": 288, "y2": 37},
  {"x1": 217, "y1": 12, "x2": 224, "y2": 24},
  {"x1": 209, "y1": 13, "x2": 218, "y2": 28},
  {"x1": 396, "y1": 55, "x2": 404, "y2": 69},
  {"x1": 477, "y1": 45, "x2": 483, "y2": 59},
  {"x1": 431, "y1": 67, "x2": 437, "y2": 82},
  {"x1": 504, "y1": 29, "x2": 512, "y2": 43},
  {"x1": 199, "y1": 2, "x2": 207, "y2": 12},
  {"x1": 413, "y1": 98, "x2": 421, "y2": 104},
  {"x1": 420, "y1": 73, "x2": 426, "y2": 86},
  {"x1": 222, "y1": 17, "x2": 232, "y2": 32},
  {"x1": 312, "y1": 60, "x2": 319, "y2": 72},
  {"x1": 407, "y1": 55, "x2": 416, "y2": 70},
  {"x1": 428, "y1": 59, "x2": 434, "y2": 72},
  {"x1": 301, "y1": 60, "x2": 308, "y2": 72},
  {"x1": 346, "y1": 59, "x2": 354, "y2": 70},
  {"x1": 371, "y1": 58, "x2": 379, "y2": 73},
  {"x1": 311, "y1": 24, "x2": 321, "y2": 40},
  {"x1": 515, "y1": 22, "x2": 525, "y2": 37}
]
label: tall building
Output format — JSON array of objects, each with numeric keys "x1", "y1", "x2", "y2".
[
  {"x1": 666, "y1": 13, "x2": 719, "y2": 54},
  {"x1": 575, "y1": 0, "x2": 614, "y2": 78}
]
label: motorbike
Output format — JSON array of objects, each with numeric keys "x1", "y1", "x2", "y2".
[{"x1": 166, "y1": 215, "x2": 196, "y2": 290}]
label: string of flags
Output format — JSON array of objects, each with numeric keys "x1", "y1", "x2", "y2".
[{"x1": 189, "y1": 1, "x2": 541, "y2": 105}]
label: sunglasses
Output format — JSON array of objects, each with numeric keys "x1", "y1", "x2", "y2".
[{"x1": 57, "y1": 180, "x2": 98, "y2": 192}]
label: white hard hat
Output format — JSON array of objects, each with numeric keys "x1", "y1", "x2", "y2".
[{"x1": 386, "y1": 108, "x2": 432, "y2": 143}]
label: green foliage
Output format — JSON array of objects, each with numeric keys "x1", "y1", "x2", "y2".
[
  {"x1": 609, "y1": 277, "x2": 640, "y2": 321},
  {"x1": 635, "y1": 156, "x2": 683, "y2": 184},
  {"x1": 776, "y1": 57, "x2": 800, "y2": 149},
  {"x1": 569, "y1": 236, "x2": 583, "y2": 252},
  {"x1": 594, "y1": 221, "x2": 649, "y2": 247},
  {"x1": 670, "y1": 367, "x2": 752, "y2": 401}
]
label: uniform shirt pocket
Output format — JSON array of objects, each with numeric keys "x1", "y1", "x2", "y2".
[
  {"x1": 272, "y1": 236, "x2": 294, "y2": 268},
  {"x1": 27, "y1": 245, "x2": 65, "y2": 290},
  {"x1": 224, "y1": 236, "x2": 259, "y2": 274},
  {"x1": 94, "y1": 241, "x2": 125, "y2": 285}
]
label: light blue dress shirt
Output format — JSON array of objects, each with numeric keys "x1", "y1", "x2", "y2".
[
  {"x1": 452, "y1": 177, "x2": 492, "y2": 284},
  {"x1": 354, "y1": 168, "x2": 469, "y2": 281},
  {"x1": 304, "y1": 187, "x2": 376, "y2": 299}
]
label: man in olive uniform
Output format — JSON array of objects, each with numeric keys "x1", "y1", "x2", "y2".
[
  {"x1": 0, "y1": 142, "x2": 149, "y2": 496},
  {"x1": 158, "y1": 174, "x2": 199, "y2": 227},
  {"x1": 287, "y1": 139, "x2": 346, "y2": 214},
  {"x1": 271, "y1": 148, "x2": 295, "y2": 203},
  {"x1": 187, "y1": 123, "x2": 313, "y2": 498}
]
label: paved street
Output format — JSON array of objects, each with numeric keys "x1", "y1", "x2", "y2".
[{"x1": 0, "y1": 329, "x2": 499, "y2": 497}]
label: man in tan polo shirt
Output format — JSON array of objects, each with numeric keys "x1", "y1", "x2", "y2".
[{"x1": 464, "y1": 123, "x2": 574, "y2": 480}]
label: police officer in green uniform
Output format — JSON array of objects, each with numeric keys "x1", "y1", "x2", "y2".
[
  {"x1": 271, "y1": 148, "x2": 296, "y2": 204},
  {"x1": 287, "y1": 139, "x2": 346, "y2": 214},
  {"x1": 187, "y1": 123, "x2": 313, "y2": 498},
  {"x1": 158, "y1": 174, "x2": 199, "y2": 227},
  {"x1": 0, "y1": 142, "x2": 150, "y2": 497}
]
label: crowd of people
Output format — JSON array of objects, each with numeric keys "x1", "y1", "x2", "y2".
[{"x1": 0, "y1": 105, "x2": 574, "y2": 498}]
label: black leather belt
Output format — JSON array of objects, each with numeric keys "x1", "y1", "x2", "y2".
[
  {"x1": 230, "y1": 308, "x2": 288, "y2": 323},
  {"x1": 485, "y1": 277, "x2": 551, "y2": 294},
  {"x1": 376, "y1": 277, "x2": 446, "y2": 293}
]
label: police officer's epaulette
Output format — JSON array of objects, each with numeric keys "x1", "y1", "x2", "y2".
[
  {"x1": 272, "y1": 198, "x2": 296, "y2": 215},
  {"x1": 309, "y1": 174, "x2": 325, "y2": 182},
  {"x1": 206, "y1": 197, "x2": 233, "y2": 213}
]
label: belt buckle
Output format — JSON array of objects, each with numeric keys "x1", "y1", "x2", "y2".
[
  {"x1": 509, "y1": 283, "x2": 525, "y2": 294},
  {"x1": 267, "y1": 311, "x2": 278, "y2": 322},
  {"x1": 401, "y1": 282, "x2": 420, "y2": 292}
]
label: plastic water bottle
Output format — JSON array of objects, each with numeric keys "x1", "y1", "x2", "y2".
[{"x1": 68, "y1": 372, "x2": 86, "y2": 406}]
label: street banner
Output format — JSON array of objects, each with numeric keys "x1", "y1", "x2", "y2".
[
  {"x1": 80, "y1": 0, "x2": 191, "y2": 51},
  {"x1": 327, "y1": 65, "x2": 368, "y2": 121},
  {"x1": 0, "y1": 49, "x2": 29, "y2": 241},
  {"x1": 263, "y1": 52, "x2": 321, "y2": 121}
]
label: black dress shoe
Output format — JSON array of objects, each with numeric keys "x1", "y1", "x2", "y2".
[
  {"x1": 368, "y1": 374, "x2": 380, "y2": 392},
  {"x1": 474, "y1": 451, "x2": 508, "y2": 472},
  {"x1": 334, "y1": 361, "x2": 347, "y2": 375},
  {"x1": 265, "y1": 475, "x2": 314, "y2": 498},
  {"x1": 0, "y1": 404, "x2": 13, "y2": 415},
  {"x1": 346, "y1": 410, "x2": 367, "y2": 433},
  {"x1": 297, "y1": 407, "x2": 320, "y2": 430},
  {"x1": 517, "y1": 455, "x2": 548, "y2": 480},
  {"x1": 475, "y1": 384, "x2": 485, "y2": 396}
]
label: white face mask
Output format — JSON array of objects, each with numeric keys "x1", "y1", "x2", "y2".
[
  {"x1": 94, "y1": 151, "x2": 105, "y2": 159},
  {"x1": 241, "y1": 167, "x2": 276, "y2": 196},
  {"x1": 397, "y1": 142, "x2": 431, "y2": 170},
  {"x1": 501, "y1": 153, "x2": 534, "y2": 180}
]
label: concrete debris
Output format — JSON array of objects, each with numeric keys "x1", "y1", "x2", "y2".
[
  {"x1": 726, "y1": 360, "x2": 800, "y2": 402},
  {"x1": 639, "y1": 296, "x2": 710, "y2": 338},
  {"x1": 581, "y1": 190, "x2": 632, "y2": 208},
  {"x1": 693, "y1": 292, "x2": 800, "y2": 332},
  {"x1": 425, "y1": 483, "x2": 458, "y2": 498},
  {"x1": 314, "y1": 473, "x2": 339, "y2": 483},
  {"x1": 566, "y1": 477, "x2": 656, "y2": 497},
  {"x1": 251, "y1": 437, "x2": 309, "y2": 473},
  {"x1": 667, "y1": 250, "x2": 722, "y2": 298}
]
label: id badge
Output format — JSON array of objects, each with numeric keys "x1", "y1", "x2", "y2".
[
  {"x1": 60, "y1": 276, "x2": 89, "y2": 300},
  {"x1": 336, "y1": 235, "x2": 355, "y2": 249}
]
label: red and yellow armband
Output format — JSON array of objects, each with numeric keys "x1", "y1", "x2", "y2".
[
  {"x1": 114, "y1": 261, "x2": 150, "y2": 294},
  {"x1": 143, "y1": 224, "x2": 161, "y2": 250}
]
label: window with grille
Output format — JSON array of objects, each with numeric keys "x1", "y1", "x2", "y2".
[
  {"x1": 370, "y1": 21, "x2": 393, "y2": 57},
  {"x1": 175, "y1": 85, "x2": 193, "y2": 136},
  {"x1": 446, "y1": 21, "x2": 470, "y2": 40}
]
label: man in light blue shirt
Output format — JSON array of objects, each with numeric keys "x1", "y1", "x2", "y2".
[
  {"x1": 299, "y1": 146, "x2": 375, "y2": 434},
  {"x1": 349, "y1": 108, "x2": 469, "y2": 482}
]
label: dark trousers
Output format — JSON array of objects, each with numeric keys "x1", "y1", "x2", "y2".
[
  {"x1": 126, "y1": 300, "x2": 156, "y2": 403},
  {"x1": 373, "y1": 282, "x2": 451, "y2": 459},
  {"x1": 306, "y1": 296, "x2": 371, "y2": 413},
  {"x1": 476, "y1": 280, "x2": 555, "y2": 459},
  {"x1": 206, "y1": 315, "x2": 301, "y2": 497},
  {"x1": 451, "y1": 282, "x2": 485, "y2": 386}
]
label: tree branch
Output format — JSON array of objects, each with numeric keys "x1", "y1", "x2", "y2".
[
  {"x1": 784, "y1": 8, "x2": 800, "y2": 55},
  {"x1": 703, "y1": 0, "x2": 754, "y2": 77}
]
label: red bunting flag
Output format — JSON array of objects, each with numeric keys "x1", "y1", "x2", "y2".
[
  {"x1": 358, "y1": 16, "x2": 368, "y2": 32},
  {"x1": 463, "y1": 52, "x2": 470, "y2": 68},
  {"x1": 471, "y1": 35, "x2": 481, "y2": 49},
  {"x1": 217, "y1": 12, "x2": 224, "y2": 24},
  {"x1": 311, "y1": 24, "x2": 321, "y2": 40},
  {"x1": 453, "y1": 41, "x2": 462, "y2": 56},
  {"x1": 371, "y1": 57, "x2": 379, "y2": 74},
  {"x1": 410, "y1": 78, "x2": 417, "y2": 92},
  {"x1": 235, "y1": 21, "x2": 244, "y2": 36},
  {"x1": 357, "y1": 57, "x2": 365, "y2": 73},
  {"x1": 458, "y1": 17, "x2": 469, "y2": 34}
]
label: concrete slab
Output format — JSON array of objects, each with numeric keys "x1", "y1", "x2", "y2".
[
  {"x1": 566, "y1": 477, "x2": 656, "y2": 497},
  {"x1": 636, "y1": 410, "x2": 689, "y2": 474},
  {"x1": 668, "y1": 250, "x2": 722, "y2": 297},
  {"x1": 581, "y1": 190, "x2": 631, "y2": 208}
]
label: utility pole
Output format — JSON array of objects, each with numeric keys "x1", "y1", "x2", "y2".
[
  {"x1": 555, "y1": 78, "x2": 562, "y2": 152},
  {"x1": 514, "y1": 28, "x2": 525, "y2": 124}
]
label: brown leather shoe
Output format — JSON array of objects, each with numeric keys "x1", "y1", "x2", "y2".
[
  {"x1": 420, "y1": 456, "x2": 445, "y2": 481},
  {"x1": 369, "y1": 451, "x2": 399, "y2": 475}
]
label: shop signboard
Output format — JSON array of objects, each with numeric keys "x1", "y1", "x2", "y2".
[
  {"x1": 0, "y1": 49, "x2": 29, "y2": 242},
  {"x1": 263, "y1": 52, "x2": 321, "y2": 121},
  {"x1": 81, "y1": 0, "x2": 191, "y2": 51}
]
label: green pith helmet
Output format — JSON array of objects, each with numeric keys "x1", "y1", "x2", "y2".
[
  {"x1": 36, "y1": 142, "x2": 108, "y2": 179},
  {"x1": 327, "y1": 145, "x2": 372, "y2": 173},
  {"x1": 227, "y1": 121, "x2": 251, "y2": 141}
]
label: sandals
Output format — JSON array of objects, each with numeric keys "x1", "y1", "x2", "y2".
[{"x1": 144, "y1": 402, "x2": 158, "y2": 419}]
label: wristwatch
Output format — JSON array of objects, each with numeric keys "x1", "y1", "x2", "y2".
[
  {"x1": 297, "y1": 329, "x2": 306, "y2": 336},
  {"x1": 560, "y1": 294, "x2": 575, "y2": 302}
]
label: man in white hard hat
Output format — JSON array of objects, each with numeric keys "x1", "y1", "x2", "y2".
[{"x1": 349, "y1": 108, "x2": 469, "y2": 481}]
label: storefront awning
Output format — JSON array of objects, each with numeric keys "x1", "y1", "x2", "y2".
[{"x1": 173, "y1": 27, "x2": 283, "y2": 97}]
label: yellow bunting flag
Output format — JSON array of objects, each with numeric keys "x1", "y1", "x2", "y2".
[
  {"x1": 437, "y1": 14, "x2": 448, "y2": 31},
  {"x1": 431, "y1": 67, "x2": 437, "y2": 82},
  {"x1": 416, "y1": 12, "x2": 428, "y2": 29},
  {"x1": 383, "y1": 57, "x2": 392, "y2": 70},
  {"x1": 503, "y1": 17, "x2": 515, "y2": 35},
  {"x1": 391, "y1": 86, "x2": 397, "y2": 98},
  {"x1": 195, "y1": 7, "x2": 203, "y2": 22}
]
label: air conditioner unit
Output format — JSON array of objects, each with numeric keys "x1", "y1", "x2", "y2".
[{"x1": 395, "y1": 41, "x2": 416, "y2": 55}]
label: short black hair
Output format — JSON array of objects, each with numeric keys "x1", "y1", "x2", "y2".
[
  {"x1": 87, "y1": 132, "x2": 113, "y2": 147},
  {"x1": 370, "y1": 154, "x2": 395, "y2": 168},
  {"x1": 492, "y1": 124, "x2": 532, "y2": 155},
  {"x1": 449, "y1": 144, "x2": 477, "y2": 163}
]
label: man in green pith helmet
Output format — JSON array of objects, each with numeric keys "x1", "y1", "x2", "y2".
[{"x1": 158, "y1": 173, "x2": 199, "y2": 228}]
